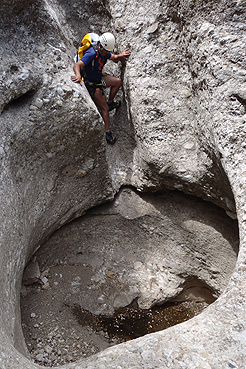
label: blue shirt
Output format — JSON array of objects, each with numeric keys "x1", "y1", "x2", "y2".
[{"x1": 81, "y1": 47, "x2": 111, "y2": 82}]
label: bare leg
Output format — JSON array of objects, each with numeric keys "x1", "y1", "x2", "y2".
[
  {"x1": 102, "y1": 75, "x2": 122, "y2": 102},
  {"x1": 92, "y1": 89, "x2": 110, "y2": 131},
  {"x1": 91, "y1": 87, "x2": 117, "y2": 144}
]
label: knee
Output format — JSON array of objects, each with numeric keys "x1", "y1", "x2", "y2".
[{"x1": 115, "y1": 77, "x2": 122, "y2": 88}]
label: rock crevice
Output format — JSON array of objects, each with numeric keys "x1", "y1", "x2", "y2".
[{"x1": 0, "y1": 0, "x2": 245, "y2": 368}]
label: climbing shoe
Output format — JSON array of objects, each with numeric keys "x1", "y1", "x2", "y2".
[
  {"x1": 106, "y1": 130, "x2": 117, "y2": 145},
  {"x1": 107, "y1": 100, "x2": 121, "y2": 112}
]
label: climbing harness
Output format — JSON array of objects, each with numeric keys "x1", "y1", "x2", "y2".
[{"x1": 84, "y1": 80, "x2": 105, "y2": 95}]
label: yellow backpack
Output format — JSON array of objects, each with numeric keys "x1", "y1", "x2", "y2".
[{"x1": 76, "y1": 33, "x2": 100, "y2": 61}]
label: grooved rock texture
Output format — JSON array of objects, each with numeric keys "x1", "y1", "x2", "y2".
[
  {"x1": 30, "y1": 187, "x2": 239, "y2": 315},
  {"x1": 0, "y1": 0, "x2": 245, "y2": 368}
]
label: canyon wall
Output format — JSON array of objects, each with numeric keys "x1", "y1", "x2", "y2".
[{"x1": 0, "y1": 0, "x2": 245, "y2": 368}]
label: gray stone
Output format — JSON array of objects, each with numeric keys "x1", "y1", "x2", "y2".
[
  {"x1": 147, "y1": 22, "x2": 159, "y2": 34},
  {"x1": 22, "y1": 260, "x2": 41, "y2": 286},
  {"x1": 0, "y1": 0, "x2": 245, "y2": 368},
  {"x1": 35, "y1": 353, "x2": 44, "y2": 362}
]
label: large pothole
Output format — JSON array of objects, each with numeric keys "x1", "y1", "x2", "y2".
[{"x1": 21, "y1": 188, "x2": 239, "y2": 366}]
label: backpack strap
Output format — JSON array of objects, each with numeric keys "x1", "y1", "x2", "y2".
[{"x1": 80, "y1": 50, "x2": 97, "y2": 83}]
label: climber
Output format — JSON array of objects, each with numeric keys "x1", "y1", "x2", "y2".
[{"x1": 71, "y1": 32, "x2": 131, "y2": 144}]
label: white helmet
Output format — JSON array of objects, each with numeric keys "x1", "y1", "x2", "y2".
[{"x1": 99, "y1": 32, "x2": 115, "y2": 51}]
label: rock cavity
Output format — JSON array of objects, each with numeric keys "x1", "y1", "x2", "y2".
[{"x1": 21, "y1": 188, "x2": 239, "y2": 366}]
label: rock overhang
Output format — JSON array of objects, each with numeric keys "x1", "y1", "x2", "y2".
[{"x1": 0, "y1": 0, "x2": 246, "y2": 368}]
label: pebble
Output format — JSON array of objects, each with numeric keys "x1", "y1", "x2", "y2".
[
  {"x1": 29, "y1": 104, "x2": 38, "y2": 110},
  {"x1": 37, "y1": 45, "x2": 46, "y2": 52},
  {"x1": 147, "y1": 22, "x2": 159, "y2": 34},
  {"x1": 143, "y1": 45, "x2": 152, "y2": 54},
  {"x1": 134, "y1": 261, "x2": 143, "y2": 269},
  {"x1": 184, "y1": 142, "x2": 195, "y2": 150},
  {"x1": 44, "y1": 345, "x2": 53, "y2": 353},
  {"x1": 35, "y1": 353, "x2": 44, "y2": 362},
  {"x1": 56, "y1": 87, "x2": 65, "y2": 96},
  {"x1": 56, "y1": 100, "x2": 63, "y2": 106},
  {"x1": 33, "y1": 98, "x2": 43, "y2": 108},
  {"x1": 76, "y1": 169, "x2": 87, "y2": 177}
]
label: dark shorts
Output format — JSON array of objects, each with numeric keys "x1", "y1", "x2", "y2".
[{"x1": 85, "y1": 81, "x2": 105, "y2": 96}]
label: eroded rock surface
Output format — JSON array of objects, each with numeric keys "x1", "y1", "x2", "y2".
[
  {"x1": 33, "y1": 188, "x2": 238, "y2": 314},
  {"x1": 20, "y1": 188, "x2": 239, "y2": 365},
  {"x1": 0, "y1": 0, "x2": 246, "y2": 368}
]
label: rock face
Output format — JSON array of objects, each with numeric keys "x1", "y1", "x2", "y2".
[
  {"x1": 20, "y1": 188, "x2": 239, "y2": 366},
  {"x1": 35, "y1": 188, "x2": 238, "y2": 317},
  {"x1": 0, "y1": 0, "x2": 245, "y2": 369},
  {"x1": 36, "y1": 187, "x2": 239, "y2": 304}
]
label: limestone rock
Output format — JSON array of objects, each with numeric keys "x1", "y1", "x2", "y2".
[
  {"x1": 32, "y1": 188, "x2": 238, "y2": 317},
  {"x1": 22, "y1": 259, "x2": 40, "y2": 286},
  {"x1": 0, "y1": 0, "x2": 245, "y2": 368}
]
